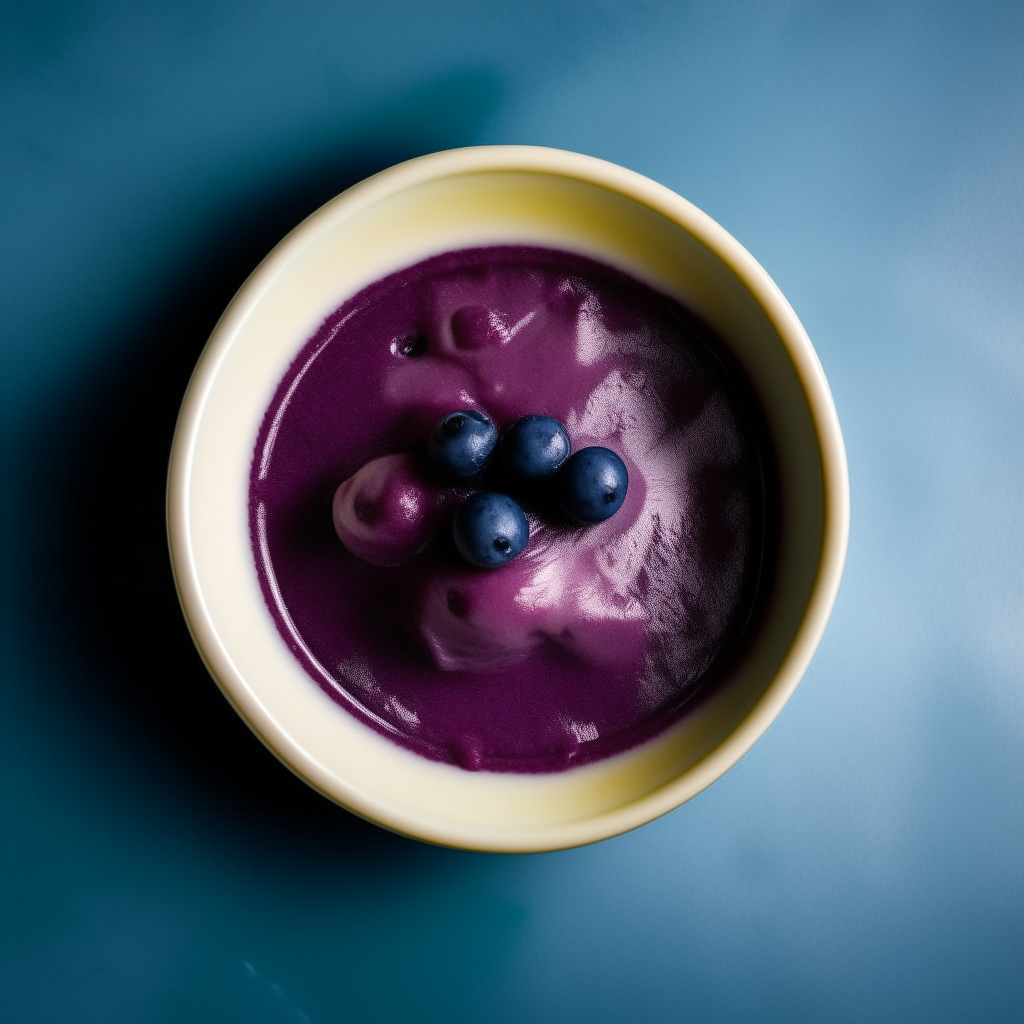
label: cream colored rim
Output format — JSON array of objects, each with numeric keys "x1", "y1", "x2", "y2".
[{"x1": 167, "y1": 146, "x2": 849, "y2": 852}]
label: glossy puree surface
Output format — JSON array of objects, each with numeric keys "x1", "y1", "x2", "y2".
[{"x1": 249, "y1": 246, "x2": 773, "y2": 772}]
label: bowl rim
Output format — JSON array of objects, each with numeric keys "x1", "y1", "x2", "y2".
[{"x1": 167, "y1": 144, "x2": 849, "y2": 851}]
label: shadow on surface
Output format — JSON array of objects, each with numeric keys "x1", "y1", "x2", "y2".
[{"x1": 16, "y1": 70, "x2": 503, "y2": 862}]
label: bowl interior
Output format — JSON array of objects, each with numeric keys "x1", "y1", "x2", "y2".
[{"x1": 168, "y1": 150, "x2": 846, "y2": 851}]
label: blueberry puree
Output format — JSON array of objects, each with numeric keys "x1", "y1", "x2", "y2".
[{"x1": 249, "y1": 246, "x2": 775, "y2": 773}]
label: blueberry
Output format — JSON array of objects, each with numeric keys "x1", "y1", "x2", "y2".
[
  {"x1": 452, "y1": 492, "x2": 529, "y2": 568},
  {"x1": 500, "y1": 415, "x2": 571, "y2": 483},
  {"x1": 428, "y1": 409, "x2": 498, "y2": 480},
  {"x1": 557, "y1": 447, "x2": 629, "y2": 522}
]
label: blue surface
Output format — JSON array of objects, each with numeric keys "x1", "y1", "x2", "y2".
[{"x1": 2, "y1": 1, "x2": 1022, "y2": 1020}]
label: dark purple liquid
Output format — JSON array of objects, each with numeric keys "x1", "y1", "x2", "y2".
[{"x1": 250, "y1": 247, "x2": 773, "y2": 773}]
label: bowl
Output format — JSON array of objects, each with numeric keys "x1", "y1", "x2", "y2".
[{"x1": 167, "y1": 145, "x2": 849, "y2": 852}]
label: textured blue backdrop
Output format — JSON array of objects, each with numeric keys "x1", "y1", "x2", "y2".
[{"x1": 2, "y1": 2, "x2": 1023, "y2": 1021}]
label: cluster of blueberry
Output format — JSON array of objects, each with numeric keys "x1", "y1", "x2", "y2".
[{"x1": 428, "y1": 410, "x2": 629, "y2": 569}]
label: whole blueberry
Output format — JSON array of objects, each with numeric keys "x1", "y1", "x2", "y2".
[
  {"x1": 452, "y1": 492, "x2": 529, "y2": 568},
  {"x1": 500, "y1": 415, "x2": 571, "y2": 483},
  {"x1": 557, "y1": 447, "x2": 629, "y2": 523},
  {"x1": 428, "y1": 409, "x2": 498, "y2": 480}
]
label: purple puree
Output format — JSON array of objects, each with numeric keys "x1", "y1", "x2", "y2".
[{"x1": 250, "y1": 246, "x2": 773, "y2": 773}]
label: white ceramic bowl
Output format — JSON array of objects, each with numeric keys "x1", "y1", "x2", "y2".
[{"x1": 167, "y1": 145, "x2": 848, "y2": 852}]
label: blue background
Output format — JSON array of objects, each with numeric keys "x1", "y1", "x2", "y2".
[{"x1": 2, "y1": 2, "x2": 1022, "y2": 1020}]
